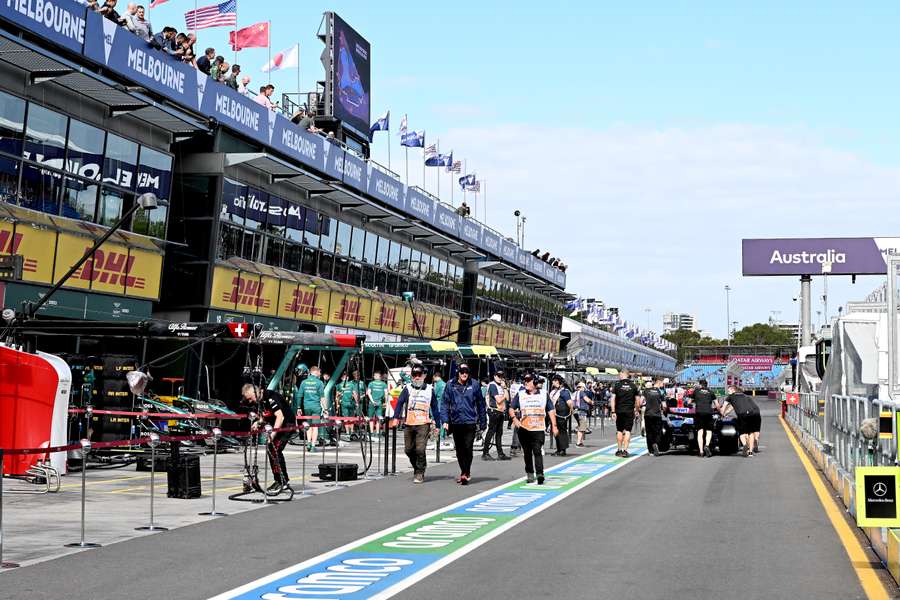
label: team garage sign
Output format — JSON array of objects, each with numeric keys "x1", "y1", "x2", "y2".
[{"x1": 742, "y1": 238, "x2": 900, "y2": 276}]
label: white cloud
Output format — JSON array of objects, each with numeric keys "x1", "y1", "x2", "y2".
[{"x1": 436, "y1": 123, "x2": 900, "y2": 335}]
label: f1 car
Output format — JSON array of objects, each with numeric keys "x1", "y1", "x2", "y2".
[{"x1": 657, "y1": 401, "x2": 739, "y2": 455}]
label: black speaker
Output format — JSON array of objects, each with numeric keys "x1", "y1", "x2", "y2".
[
  {"x1": 316, "y1": 462, "x2": 359, "y2": 481},
  {"x1": 167, "y1": 455, "x2": 201, "y2": 498},
  {"x1": 136, "y1": 453, "x2": 169, "y2": 472}
]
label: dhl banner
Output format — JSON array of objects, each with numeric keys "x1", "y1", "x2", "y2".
[
  {"x1": 211, "y1": 268, "x2": 266, "y2": 313},
  {"x1": 0, "y1": 221, "x2": 53, "y2": 284},
  {"x1": 374, "y1": 299, "x2": 403, "y2": 334},
  {"x1": 328, "y1": 288, "x2": 347, "y2": 326},
  {"x1": 335, "y1": 293, "x2": 371, "y2": 329},
  {"x1": 492, "y1": 325, "x2": 507, "y2": 349},
  {"x1": 257, "y1": 275, "x2": 280, "y2": 316},
  {"x1": 276, "y1": 280, "x2": 299, "y2": 320}
]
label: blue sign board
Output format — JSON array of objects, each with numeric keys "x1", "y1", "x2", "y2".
[
  {"x1": 434, "y1": 203, "x2": 461, "y2": 239},
  {"x1": 516, "y1": 249, "x2": 530, "y2": 270},
  {"x1": 322, "y1": 140, "x2": 345, "y2": 182},
  {"x1": 500, "y1": 238, "x2": 517, "y2": 263},
  {"x1": 460, "y1": 218, "x2": 482, "y2": 248},
  {"x1": 406, "y1": 187, "x2": 435, "y2": 225},
  {"x1": 0, "y1": 0, "x2": 87, "y2": 54},
  {"x1": 481, "y1": 229, "x2": 501, "y2": 256},
  {"x1": 269, "y1": 113, "x2": 324, "y2": 172},
  {"x1": 367, "y1": 166, "x2": 405, "y2": 212},
  {"x1": 340, "y1": 150, "x2": 367, "y2": 192}
]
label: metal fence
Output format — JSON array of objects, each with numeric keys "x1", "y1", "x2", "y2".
[{"x1": 788, "y1": 392, "x2": 900, "y2": 473}]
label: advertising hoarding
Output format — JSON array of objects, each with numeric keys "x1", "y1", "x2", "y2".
[{"x1": 742, "y1": 238, "x2": 900, "y2": 276}]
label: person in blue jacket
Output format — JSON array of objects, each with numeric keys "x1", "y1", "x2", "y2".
[{"x1": 440, "y1": 364, "x2": 486, "y2": 485}]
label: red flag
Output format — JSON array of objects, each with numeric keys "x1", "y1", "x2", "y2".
[
  {"x1": 149, "y1": 0, "x2": 169, "y2": 7},
  {"x1": 226, "y1": 322, "x2": 250, "y2": 338},
  {"x1": 229, "y1": 22, "x2": 270, "y2": 51}
]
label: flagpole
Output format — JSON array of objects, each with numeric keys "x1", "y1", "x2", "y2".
[
  {"x1": 436, "y1": 140, "x2": 440, "y2": 201},
  {"x1": 267, "y1": 22, "x2": 272, "y2": 86},
  {"x1": 405, "y1": 147, "x2": 409, "y2": 187},
  {"x1": 387, "y1": 129, "x2": 391, "y2": 172},
  {"x1": 463, "y1": 159, "x2": 467, "y2": 208},
  {"x1": 296, "y1": 43, "x2": 301, "y2": 106},
  {"x1": 484, "y1": 179, "x2": 487, "y2": 223},
  {"x1": 232, "y1": 1, "x2": 238, "y2": 67}
]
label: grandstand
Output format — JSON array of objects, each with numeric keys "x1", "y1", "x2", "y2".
[{"x1": 676, "y1": 345, "x2": 791, "y2": 390}]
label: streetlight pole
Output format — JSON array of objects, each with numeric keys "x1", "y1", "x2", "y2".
[
  {"x1": 644, "y1": 307, "x2": 651, "y2": 331},
  {"x1": 724, "y1": 285, "x2": 732, "y2": 346}
]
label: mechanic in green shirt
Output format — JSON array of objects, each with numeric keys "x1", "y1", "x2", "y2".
[
  {"x1": 299, "y1": 365, "x2": 326, "y2": 451},
  {"x1": 337, "y1": 371, "x2": 359, "y2": 437},
  {"x1": 366, "y1": 370, "x2": 388, "y2": 434}
]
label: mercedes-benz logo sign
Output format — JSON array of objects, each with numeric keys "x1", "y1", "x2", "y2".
[{"x1": 873, "y1": 482, "x2": 888, "y2": 498}]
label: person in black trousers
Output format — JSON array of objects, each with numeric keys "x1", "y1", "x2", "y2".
[
  {"x1": 440, "y1": 364, "x2": 487, "y2": 485},
  {"x1": 642, "y1": 378, "x2": 666, "y2": 456},
  {"x1": 482, "y1": 370, "x2": 511, "y2": 461},
  {"x1": 549, "y1": 375, "x2": 572, "y2": 456},
  {"x1": 509, "y1": 372, "x2": 558, "y2": 484}
]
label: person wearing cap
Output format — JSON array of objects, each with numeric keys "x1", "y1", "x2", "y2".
[
  {"x1": 391, "y1": 365, "x2": 441, "y2": 483},
  {"x1": 572, "y1": 381, "x2": 594, "y2": 447},
  {"x1": 440, "y1": 364, "x2": 487, "y2": 485},
  {"x1": 482, "y1": 369, "x2": 511, "y2": 461},
  {"x1": 244, "y1": 383, "x2": 295, "y2": 494},
  {"x1": 366, "y1": 370, "x2": 387, "y2": 435},
  {"x1": 643, "y1": 377, "x2": 667, "y2": 456},
  {"x1": 509, "y1": 372, "x2": 558, "y2": 484},
  {"x1": 549, "y1": 375, "x2": 573, "y2": 456},
  {"x1": 299, "y1": 365, "x2": 326, "y2": 451}
]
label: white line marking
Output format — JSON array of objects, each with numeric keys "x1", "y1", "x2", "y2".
[{"x1": 209, "y1": 439, "x2": 646, "y2": 600}]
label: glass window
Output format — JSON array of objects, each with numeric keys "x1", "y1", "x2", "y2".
[
  {"x1": 335, "y1": 221, "x2": 351, "y2": 256},
  {"x1": 320, "y1": 215, "x2": 338, "y2": 252},
  {"x1": 103, "y1": 133, "x2": 138, "y2": 189},
  {"x1": 131, "y1": 198, "x2": 167, "y2": 238},
  {"x1": 361, "y1": 265, "x2": 375, "y2": 290},
  {"x1": 65, "y1": 120, "x2": 104, "y2": 181},
  {"x1": 266, "y1": 194, "x2": 286, "y2": 237},
  {"x1": 0, "y1": 92, "x2": 26, "y2": 156},
  {"x1": 409, "y1": 249, "x2": 421, "y2": 279},
  {"x1": 97, "y1": 188, "x2": 129, "y2": 226},
  {"x1": 333, "y1": 255, "x2": 349, "y2": 283},
  {"x1": 284, "y1": 241, "x2": 303, "y2": 271},
  {"x1": 61, "y1": 177, "x2": 98, "y2": 221},
  {"x1": 137, "y1": 147, "x2": 172, "y2": 202},
  {"x1": 376, "y1": 235, "x2": 390, "y2": 267},
  {"x1": 221, "y1": 178, "x2": 246, "y2": 225},
  {"x1": 398, "y1": 244, "x2": 410, "y2": 275},
  {"x1": 349, "y1": 226, "x2": 365, "y2": 261},
  {"x1": 20, "y1": 163, "x2": 62, "y2": 215},
  {"x1": 285, "y1": 202, "x2": 304, "y2": 242},
  {"x1": 301, "y1": 246, "x2": 317, "y2": 275},
  {"x1": 420, "y1": 253, "x2": 431, "y2": 277},
  {"x1": 348, "y1": 261, "x2": 362, "y2": 287},
  {"x1": 264, "y1": 235, "x2": 284, "y2": 267},
  {"x1": 388, "y1": 240, "x2": 400, "y2": 270},
  {"x1": 374, "y1": 268, "x2": 387, "y2": 292},
  {"x1": 304, "y1": 209, "x2": 320, "y2": 247},
  {"x1": 0, "y1": 157, "x2": 19, "y2": 205},
  {"x1": 24, "y1": 104, "x2": 67, "y2": 165},
  {"x1": 363, "y1": 231, "x2": 377, "y2": 264},
  {"x1": 318, "y1": 251, "x2": 334, "y2": 279},
  {"x1": 243, "y1": 187, "x2": 266, "y2": 230},
  {"x1": 218, "y1": 223, "x2": 243, "y2": 260},
  {"x1": 437, "y1": 260, "x2": 447, "y2": 286}
]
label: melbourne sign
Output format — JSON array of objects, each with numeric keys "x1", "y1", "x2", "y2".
[{"x1": 742, "y1": 238, "x2": 900, "y2": 276}]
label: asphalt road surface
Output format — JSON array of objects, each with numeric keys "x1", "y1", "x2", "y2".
[{"x1": 1, "y1": 403, "x2": 886, "y2": 600}]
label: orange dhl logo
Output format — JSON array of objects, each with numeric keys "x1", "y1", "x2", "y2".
[
  {"x1": 0, "y1": 231, "x2": 37, "y2": 273},
  {"x1": 285, "y1": 289, "x2": 323, "y2": 318},
  {"x1": 437, "y1": 318, "x2": 452, "y2": 337},
  {"x1": 223, "y1": 276, "x2": 270, "y2": 308},
  {"x1": 336, "y1": 299, "x2": 365, "y2": 324},
  {"x1": 376, "y1": 305, "x2": 400, "y2": 329},
  {"x1": 75, "y1": 247, "x2": 145, "y2": 289}
]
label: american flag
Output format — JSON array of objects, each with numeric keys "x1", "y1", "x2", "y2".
[
  {"x1": 466, "y1": 180, "x2": 481, "y2": 192},
  {"x1": 185, "y1": 0, "x2": 237, "y2": 30},
  {"x1": 446, "y1": 160, "x2": 462, "y2": 173},
  {"x1": 424, "y1": 144, "x2": 437, "y2": 158}
]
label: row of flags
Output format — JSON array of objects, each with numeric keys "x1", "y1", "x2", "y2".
[
  {"x1": 564, "y1": 299, "x2": 676, "y2": 352},
  {"x1": 371, "y1": 112, "x2": 482, "y2": 192},
  {"x1": 153, "y1": 0, "x2": 300, "y2": 70}
]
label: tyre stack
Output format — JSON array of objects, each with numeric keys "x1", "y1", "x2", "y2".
[
  {"x1": 62, "y1": 354, "x2": 138, "y2": 442},
  {"x1": 62, "y1": 354, "x2": 104, "y2": 444}
]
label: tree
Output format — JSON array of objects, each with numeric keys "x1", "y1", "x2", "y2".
[
  {"x1": 662, "y1": 329, "x2": 701, "y2": 364},
  {"x1": 732, "y1": 323, "x2": 794, "y2": 346}
]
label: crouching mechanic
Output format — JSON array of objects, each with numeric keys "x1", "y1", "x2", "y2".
[
  {"x1": 243, "y1": 383, "x2": 295, "y2": 493},
  {"x1": 390, "y1": 365, "x2": 441, "y2": 483}
]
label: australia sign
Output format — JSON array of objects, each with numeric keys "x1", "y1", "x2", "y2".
[{"x1": 742, "y1": 238, "x2": 900, "y2": 276}]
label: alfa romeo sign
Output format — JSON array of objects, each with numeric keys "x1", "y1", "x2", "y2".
[{"x1": 742, "y1": 238, "x2": 900, "y2": 276}]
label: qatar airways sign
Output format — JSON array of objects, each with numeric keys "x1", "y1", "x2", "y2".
[{"x1": 742, "y1": 238, "x2": 900, "y2": 276}]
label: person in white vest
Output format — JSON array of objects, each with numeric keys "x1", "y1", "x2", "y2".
[
  {"x1": 390, "y1": 365, "x2": 441, "y2": 483},
  {"x1": 509, "y1": 372, "x2": 558, "y2": 484}
]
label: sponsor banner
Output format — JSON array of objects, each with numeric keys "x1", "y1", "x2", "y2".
[
  {"x1": 269, "y1": 113, "x2": 324, "y2": 172},
  {"x1": 433, "y1": 203, "x2": 460, "y2": 239},
  {"x1": 337, "y1": 294, "x2": 371, "y2": 329},
  {"x1": 0, "y1": 221, "x2": 53, "y2": 284},
  {"x1": 276, "y1": 280, "x2": 300, "y2": 320},
  {"x1": 85, "y1": 13, "x2": 200, "y2": 113},
  {"x1": 298, "y1": 282, "x2": 331, "y2": 324},
  {"x1": 373, "y1": 299, "x2": 403, "y2": 334},
  {"x1": 0, "y1": 0, "x2": 87, "y2": 54},
  {"x1": 201, "y1": 84, "x2": 270, "y2": 148},
  {"x1": 3, "y1": 282, "x2": 150, "y2": 320},
  {"x1": 855, "y1": 466, "x2": 900, "y2": 528},
  {"x1": 729, "y1": 355, "x2": 775, "y2": 372},
  {"x1": 367, "y1": 166, "x2": 405, "y2": 212},
  {"x1": 322, "y1": 140, "x2": 345, "y2": 182},
  {"x1": 742, "y1": 237, "x2": 900, "y2": 276},
  {"x1": 58, "y1": 234, "x2": 157, "y2": 299},
  {"x1": 340, "y1": 149, "x2": 368, "y2": 192},
  {"x1": 328, "y1": 289, "x2": 348, "y2": 326},
  {"x1": 433, "y1": 314, "x2": 454, "y2": 340},
  {"x1": 516, "y1": 249, "x2": 529, "y2": 270},
  {"x1": 210, "y1": 441, "x2": 645, "y2": 600},
  {"x1": 256, "y1": 275, "x2": 280, "y2": 316},
  {"x1": 481, "y1": 228, "x2": 501, "y2": 256},
  {"x1": 499, "y1": 237, "x2": 517, "y2": 264},
  {"x1": 459, "y1": 218, "x2": 482, "y2": 248},
  {"x1": 405, "y1": 188, "x2": 435, "y2": 225}
]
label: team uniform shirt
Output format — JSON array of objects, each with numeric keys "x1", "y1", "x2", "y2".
[
  {"x1": 511, "y1": 390, "x2": 555, "y2": 431},
  {"x1": 643, "y1": 387, "x2": 665, "y2": 417},
  {"x1": 612, "y1": 378, "x2": 639, "y2": 413},
  {"x1": 299, "y1": 376, "x2": 325, "y2": 415},
  {"x1": 486, "y1": 381, "x2": 507, "y2": 411},
  {"x1": 433, "y1": 379, "x2": 446, "y2": 412},
  {"x1": 394, "y1": 383, "x2": 440, "y2": 427},
  {"x1": 338, "y1": 380, "x2": 357, "y2": 414},
  {"x1": 693, "y1": 387, "x2": 717, "y2": 414},
  {"x1": 367, "y1": 380, "x2": 388, "y2": 416},
  {"x1": 262, "y1": 390, "x2": 296, "y2": 426},
  {"x1": 727, "y1": 393, "x2": 759, "y2": 416}
]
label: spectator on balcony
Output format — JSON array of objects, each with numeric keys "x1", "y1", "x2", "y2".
[
  {"x1": 99, "y1": 0, "x2": 124, "y2": 24},
  {"x1": 210, "y1": 59, "x2": 229, "y2": 83},
  {"x1": 121, "y1": 2, "x2": 137, "y2": 28},
  {"x1": 171, "y1": 33, "x2": 188, "y2": 60},
  {"x1": 150, "y1": 26, "x2": 177, "y2": 53},
  {"x1": 290, "y1": 107, "x2": 323, "y2": 134},
  {"x1": 224, "y1": 64, "x2": 241, "y2": 90},
  {"x1": 196, "y1": 47, "x2": 215, "y2": 75},
  {"x1": 85, "y1": 0, "x2": 100, "y2": 12},
  {"x1": 456, "y1": 201, "x2": 470, "y2": 217},
  {"x1": 254, "y1": 84, "x2": 276, "y2": 110},
  {"x1": 237, "y1": 75, "x2": 251, "y2": 95},
  {"x1": 181, "y1": 34, "x2": 197, "y2": 66},
  {"x1": 125, "y1": 5, "x2": 152, "y2": 42}
]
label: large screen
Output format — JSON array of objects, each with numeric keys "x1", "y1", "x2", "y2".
[{"x1": 329, "y1": 13, "x2": 371, "y2": 141}]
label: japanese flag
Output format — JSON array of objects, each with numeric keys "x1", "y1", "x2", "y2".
[{"x1": 262, "y1": 44, "x2": 299, "y2": 73}]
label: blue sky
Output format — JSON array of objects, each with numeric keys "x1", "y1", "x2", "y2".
[{"x1": 147, "y1": 1, "x2": 900, "y2": 337}]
